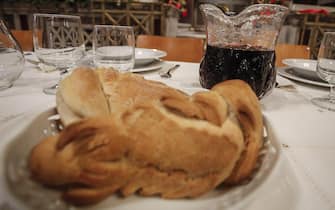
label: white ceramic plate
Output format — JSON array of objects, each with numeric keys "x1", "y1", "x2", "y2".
[
  {"x1": 0, "y1": 107, "x2": 299, "y2": 210},
  {"x1": 277, "y1": 67, "x2": 331, "y2": 88},
  {"x1": 85, "y1": 48, "x2": 166, "y2": 67},
  {"x1": 282, "y1": 58, "x2": 317, "y2": 72},
  {"x1": 131, "y1": 60, "x2": 164, "y2": 73},
  {"x1": 135, "y1": 48, "x2": 167, "y2": 66}
]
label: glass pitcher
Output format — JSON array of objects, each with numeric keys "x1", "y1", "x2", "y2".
[{"x1": 199, "y1": 4, "x2": 288, "y2": 98}]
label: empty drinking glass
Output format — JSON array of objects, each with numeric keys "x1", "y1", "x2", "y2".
[
  {"x1": 311, "y1": 32, "x2": 335, "y2": 111},
  {"x1": 0, "y1": 19, "x2": 24, "y2": 90},
  {"x1": 33, "y1": 14, "x2": 85, "y2": 95},
  {"x1": 93, "y1": 25, "x2": 135, "y2": 71}
]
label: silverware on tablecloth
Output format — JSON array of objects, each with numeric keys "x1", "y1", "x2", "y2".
[{"x1": 159, "y1": 64, "x2": 180, "y2": 78}]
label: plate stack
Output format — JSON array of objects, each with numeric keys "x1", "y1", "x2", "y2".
[
  {"x1": 278, "y1": 58, "x2": 330, "y2": 87},
  {"x1": 132, "y1": 48, "x2": 167, "y2": 73}
]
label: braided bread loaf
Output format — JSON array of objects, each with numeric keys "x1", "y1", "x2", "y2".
[{"x1": 29, "y1": 68, "x2": 263, "y2": 205}]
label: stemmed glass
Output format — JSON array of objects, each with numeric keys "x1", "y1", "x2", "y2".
[
  {"x1": 312, "y1": 32, "x2": 335, "y2": 111},
  {"x1": 0, "y1": 19, "x2": 24, "y2": 90},
  {"x1": 33, "y1": 14, "x2": 85, "y2": 95}
]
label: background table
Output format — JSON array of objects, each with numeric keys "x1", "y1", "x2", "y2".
[{"x1": 0, "y1": 59, "x2": 335, "y2": 210}]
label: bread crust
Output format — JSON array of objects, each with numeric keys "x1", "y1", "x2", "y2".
[
  {"x1": 57, "y1": 67, "x2": 110, "y2": 125},
  {"x1": 30, "y1": 68, "x2": 263, "y2": 205},
  {"x1": 212, "y1": 80, "x2": 264, "y2": 184}
]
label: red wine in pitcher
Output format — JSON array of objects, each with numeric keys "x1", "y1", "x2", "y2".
[{"x1": 200, "y1": 45, "x2": 276, "y2": 98}]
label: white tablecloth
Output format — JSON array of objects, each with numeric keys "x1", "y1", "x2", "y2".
[{"x1": 1, "y1": 59, "x2": 335, "y2": 210}]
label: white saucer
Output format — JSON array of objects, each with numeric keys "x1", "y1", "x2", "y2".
[
  {"x1": 282, "y1": 58, "x2": 317, "y2": 72},
  {"x1": 131, "y1": 61, "x2": 164, "y2": 73},
  {"x1": 135, "y1": 48, "x2": 167, "y2": 66},
  {"x1": 277, "y1": 67, "x2": 331, "y2": 88},
  {"x1": 85, "y1": 48, "x2": 167, "y2": 66},
  {"x1": 280, "y1": 59, "x2": 330, "y2": 88}
]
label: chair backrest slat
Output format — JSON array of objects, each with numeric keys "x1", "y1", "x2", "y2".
[
  {"x1": 11, "y1": 30, "x2": 35, "y2": 51},
  {"x1": 136, "y1": 35, "x2": 205, "y2": 63},
  {"x1": 275, "y1": 44, "x2": 310, "y2": 67}
]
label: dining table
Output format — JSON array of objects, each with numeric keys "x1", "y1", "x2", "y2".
[{"x1": 0, "y1": 54, "x2": 335, "y2": 210}]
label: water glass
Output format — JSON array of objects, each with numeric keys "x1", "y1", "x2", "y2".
[
  {"x1": 93, "y1": 25, "x2": 135, "y2": 72},
  {"x1": 0, "y1": 19, "x2": 24, "y2": 90},
  {"x1": 33, "y1": 13, "x2": 85, "y2": 95},
  {"x1": 311, "y1": 32, "x2": 335, "y2": 111}
]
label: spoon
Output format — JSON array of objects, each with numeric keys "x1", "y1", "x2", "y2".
[{"x1": 159, "y1": 64, "x2": 180, "y2": 78}]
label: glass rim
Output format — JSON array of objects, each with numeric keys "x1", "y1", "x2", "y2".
[
  {"x1": 200, "y1": 3, "x2": 288, "y2": 18},
  {"x1": 94, "y1": 25, "x2": 134, "y2": 30},
  {"x1": 33, "y1": 13, "x2": 81, "y2": 19},
  {"x1": 245, "y1": 3, "x2": 289, "y2": 11}
]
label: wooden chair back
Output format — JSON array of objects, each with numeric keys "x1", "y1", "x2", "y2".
[
  {"x1": 136, "y1": 35, "x2": 205, "y2": 62},
  {"x1": 11, "y1": 30, "x2": 36, "y2": 51},
  {"x1": 275, "y1": 44, "x2": 310, "y2": 67}
]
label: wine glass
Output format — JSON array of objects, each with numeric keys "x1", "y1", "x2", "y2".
[
  {"x1": 93, "y1": 25, "x2": 135, "y2": 72},
  {"x1": 33, "y1": 13, "x2": 85, "y2": 95},
  {"x1": 0, "y1": 19, "x2": 24, "y2": 90},
  {"x1": 311, "y1": 32, "x2": 335, "y2": 111}
]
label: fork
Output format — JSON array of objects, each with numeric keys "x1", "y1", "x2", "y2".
[{"x1": 159, "y1": 64, "x2": 180, "y2": 78}]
